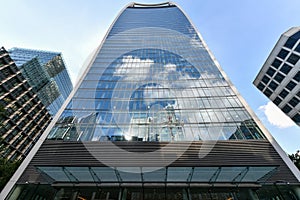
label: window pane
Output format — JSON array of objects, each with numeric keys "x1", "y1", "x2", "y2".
[
  {"x1": 274, "y1": 73, "x2": 285, "y2": 83},
  {"x1": 277, "y1": 49, "x2": 289, "y2": 59},
  {"x1": 293, "y1": 71, "x2": 300, "y2": 82},
  {"x1": 295, "y1": 43, "x2": 300, "y2": 53},
  {"x1": 261, "y1": 76, "x2": 270, "y2": 84},
  {"x1": 286, "y1": 81, "x2": 297, "y2": 91},
  {"x1": 287, "y1": 53, "x2": 300, "y2": 65},
  {"x1": 288, "y1": 97, "x2": 299, "y2": 107},
  {"x1": 257, "y1": 83, "x2": 265, "y2": 91},
  {"x1": 271, "y1": 58, "x2": 282, "y2": 68},
  {"x1": 282, "y1": 104, "x2": 292, "y2": 114},
  {"x1": 280, "y1": 64, "x2": 292, "y2": 75},
  {"x1": 284, "y1": 37, "x2": 297, "y2": 49},
  {"x1": 279, "y1": 89, "x2": 289, "y2": 99},
  {"x1": 292, "y1": 113, "x2": 300, "y2": 123},
  {"x1": 268, "y1": 81, "x2": 278, "y2": 91},
  {"x1": 263, "y1": 88, "x2": 272, "y2": 97},
  {"x1": 273, "y1": 97, "x2": 282, "y2": 106},
  {"x1": 266, "y1": 68, "x2": 276, "y2": 77}
]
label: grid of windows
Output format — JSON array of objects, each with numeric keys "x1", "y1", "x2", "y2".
[
  {"x1": 255, "y1": 28, "x2": 300, "y2": 126},
  {"x1": 0, "y1": 47, "x2": 52, "y2": 161}
]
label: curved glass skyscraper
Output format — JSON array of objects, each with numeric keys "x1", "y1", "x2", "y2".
[{"x1": 2, "y1": 2, "x2": 299, "y2": 200}]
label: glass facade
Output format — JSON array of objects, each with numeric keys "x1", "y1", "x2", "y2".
[
  {"x1": 8, "y1": 48, "x2": 73, "y2": 115},
  {"x1": 48, "y1": 4, "x2": 264, "y2": 142}
]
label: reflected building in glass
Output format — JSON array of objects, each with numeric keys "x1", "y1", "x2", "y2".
[
  {"x1": 2, "y1": 2, "x2": 300, "y2": 199},
  {"x1": 8, "y1": 48, "x2": 73, "y2": 116}
]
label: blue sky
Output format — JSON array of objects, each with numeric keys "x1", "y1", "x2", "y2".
[{"x1": 1, "y1": 0, "x2": 299, "y2": 153}]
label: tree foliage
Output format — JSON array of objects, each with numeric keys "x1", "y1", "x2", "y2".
[
  {"x1": 289, "y1": 150, "x2": 300, "y2": 170},
  {"x1": 0, "y1": 158, "x2": 21, "y2": 191}
]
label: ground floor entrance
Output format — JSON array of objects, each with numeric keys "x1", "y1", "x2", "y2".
[{"x1": 8, "y1": 184, "x2": 300, "y2": 200}]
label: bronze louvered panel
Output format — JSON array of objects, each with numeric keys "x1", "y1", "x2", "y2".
[{"x1": 18, "y1": 140, "x2": 298, "y2": 184}]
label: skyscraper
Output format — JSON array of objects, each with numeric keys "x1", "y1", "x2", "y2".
[
  {"x1": 8, "y1": 48, "x2": 73, "y2": 116},
  {"x1": 253, "y1": 27, "x2": 300, "y2": 126},
  {"x1": 0, "y1": 47, "x2": 52, "y2": 161},
  {"x1": 2, "y1": 2, "x2": 300, "y2": 199}
]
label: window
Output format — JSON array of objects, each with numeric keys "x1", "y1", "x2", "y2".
[
  {"x1": 271, "y1": 58, "x2": 282, "y2": 68},
  {"x1": 295, "y1": 43, "x2": 300, "y2": 53},
  {"x1": 268, "y1": 81, "x2": 278, "y2": 91},
  {"x1": 287, "y1": 53, "x2": 300, "y2": 65},
  {"x1": 257, "y1": 83, "x2": 265, "y2": 91},
  {"x1": 263, "y1": 88, "x2": 272, "y2": 97},
  {"x1": 282, "y1": 104, "x2": 292, "y2": 114},
  {"x1": 273, "y1": 97, "x2": 282, "y2": 106},
  {"x1": 292, "y1": 113, "x2": 300, "y2": 123},
  {"x1": 288, "y1": 97, "x2": 299, "y2": 107},
  {"x1": 261, "y1": 76, "x2": 270, "y2": 84},
  {"x1": 279, "y1": 89, "x2": 289, "y2": 99},
  {"x1": 293, "y1": 71, "x2": 300, "y2": 82},
  {"x1": 286, "y1": 80, "x2": 297, "y2": 91},
  {"x1": 280, "y1": 64, "x2": 292, "y2": 75},
  {"x1": 284, "y1": 37, "x2": 297, "y2": 49},
  {"x1": 266, "y1": 68, "x2": 276, "y2": 77},
  {"x1": 284, "y1": 31, "x2": 300, "y2": 48},
  {"x1": 277, "y1": 49, "x2": 289, "y2": 59},
  {"x1": 274, "y1": 73, "x2": 285, "y2": 83}
]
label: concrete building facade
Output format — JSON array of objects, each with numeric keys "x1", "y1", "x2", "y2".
[{"x1": 254, "y1": 27, "x2": 300, "y2": 126}]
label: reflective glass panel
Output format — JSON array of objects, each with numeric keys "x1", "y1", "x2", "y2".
[{"x1": 46, "y1": 5, "x2": 265, "y2": 142}]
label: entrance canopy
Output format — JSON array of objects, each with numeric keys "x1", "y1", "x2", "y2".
[{"x1": 37, "y1": 166, "x2": 278, "y2": 185}]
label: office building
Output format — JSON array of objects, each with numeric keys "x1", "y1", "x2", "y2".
[
  {"x1": 0, "y1": 47, "x2": 52, "y2": 161},
  {"x1": 8, "y1": 48, "x2": 73, "y2": 116},
  {"x1": 254, "y1": 27, "x2": 300, "y2": 126},
  {"x1": 2, "y1": 3, "x2": 300, "y2": 199}
]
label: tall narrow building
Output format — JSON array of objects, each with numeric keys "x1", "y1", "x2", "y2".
[
  {"x1": 2, "y1": 2, "x2": 300, "y2": 199},
  {"x1": 8, "y1": 48, "x2": 73, "y2": 116},
  {"x1": 254, "y1": 27, "x2": 300, "y2": 126}
]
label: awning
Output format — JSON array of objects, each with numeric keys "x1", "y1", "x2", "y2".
[{"x1": 37, "y1": 166, "x2": 278, "y2": 185}]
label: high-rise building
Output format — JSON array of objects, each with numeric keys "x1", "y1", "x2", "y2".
[
  {"x1": 0, "y1": 47, "x2": 52, "y2": 161},
  {"x1": 253, "y1": 27, "x2": 300, "y2": 126},
  {"x1": 2, "y1": 3, "x2": 300, "y2": 199},
  {"x1": 8, "y1": 48, "x2": 73, "y2": 116}
]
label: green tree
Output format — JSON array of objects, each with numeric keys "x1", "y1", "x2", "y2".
[
  {"x1": 0, "y1": 159, "x2": 21, "y2": 191},
  {"x1": 289, "y1": 150, "x2": 300, "y2": 170}
]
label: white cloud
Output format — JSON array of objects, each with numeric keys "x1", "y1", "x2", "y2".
[{"x1": 259, "y1": 101, "x2": 296, "y2": 128}]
